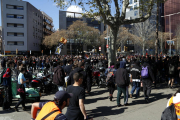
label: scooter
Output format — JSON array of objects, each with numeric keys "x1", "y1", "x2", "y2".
[{"x1": 11, "y1": 76, "x2": 41, "y2": 102}]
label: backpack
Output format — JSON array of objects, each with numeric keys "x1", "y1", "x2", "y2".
[
  {"x1": 106, "y1": 68, "x2": 115, "y2": 83},
  {"x1": 53, "y1": 66, "x2": 65, "y2": 86},
  {"x1": 169, "y1": 64, "x2": 175, "y2": 75},
  {"x1": 161, "y1": 104, "x2": 177, "y2": 120},
  {"x1": 141, "y1": 66, "x2": 149, "y2": 79},
  {"x1": 0, "y1": 68, "x2": 6, "y2": 84}
]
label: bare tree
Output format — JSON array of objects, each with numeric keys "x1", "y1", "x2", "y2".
[{"x1": 133, "y1": 14, "x2": 156, "y2": 55}]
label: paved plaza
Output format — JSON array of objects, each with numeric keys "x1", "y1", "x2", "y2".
[{"x1": 0, "y1": 83, "x2": 178, "y2": 120}]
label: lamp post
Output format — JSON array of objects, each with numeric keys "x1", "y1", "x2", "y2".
[
  {"x1": 161, "y1": 11, "x2": 180, "y2": 56},
  {"x1": 3, "y1": 40, "x2": 5, "y2": 57}
]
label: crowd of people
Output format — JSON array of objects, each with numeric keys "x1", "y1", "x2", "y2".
[{"x1": 1, "y1": 54, "x2": 180, "y2": 120}]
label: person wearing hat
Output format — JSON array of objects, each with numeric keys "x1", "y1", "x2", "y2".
[{"x1": 30, "y1": 91, "x2": 72, "y2": 120}]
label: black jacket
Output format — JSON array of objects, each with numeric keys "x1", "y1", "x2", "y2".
[
  {"x1": 141, "y1": 62, "x2": 155, "y2": 81},
  {"x1": 114, "y1": 68, "x2": 129, "y2": 88},
  {"x1": 130, "y1": 64, "x2": 141, "y2": 79}
]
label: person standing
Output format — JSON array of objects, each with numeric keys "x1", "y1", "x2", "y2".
[
  {"x1": 2, "y1": 61, "x2": 13, "y2": 110},
  {"x1": 14, "y1": 67, "x2": 29, "y2": 111},
  {"x1": 115, "y1": 61, "x2": 129, "y2": 107},
  {"x1": 141, "y1": 58, "x2": 155, "y2": 103},
  {"x1": 53, "y1": 60, "x2": 66, "y2": 91},
  {"x1": 65, "y1": 72, "x2": 88, "y2": 120}
]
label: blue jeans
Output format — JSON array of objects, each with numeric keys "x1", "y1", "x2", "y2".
[{"x1": 131, "y1": 82, "x2": 140, "y2": 97}]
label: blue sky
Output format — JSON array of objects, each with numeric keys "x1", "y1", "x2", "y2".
[{"x1": 0, "y1": 0, "x2": 67, "y2": 30}]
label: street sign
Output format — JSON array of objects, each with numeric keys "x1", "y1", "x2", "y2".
[
  {"x1": 99, "y1": 47, "x2": 101, "y2": 51},
  {"x1": 106, "y1": 45, "x2": 108, "y2": 48}
]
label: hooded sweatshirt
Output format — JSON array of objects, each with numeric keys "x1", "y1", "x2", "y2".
[{"x1": 115, "y1": 61, "x2": 129, "y2": 87}]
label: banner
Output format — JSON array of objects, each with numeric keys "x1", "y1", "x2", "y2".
[{"x1": 55, "y1": 47, "x2": 61, "y2": 55}]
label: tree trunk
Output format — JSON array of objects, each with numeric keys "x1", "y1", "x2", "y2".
[
  {"x1": 155, "y1": 2, "x2": 159, "y2": 56},
  {"x1": 108, "y1": 28, "x2": 118, "y2": 67}
]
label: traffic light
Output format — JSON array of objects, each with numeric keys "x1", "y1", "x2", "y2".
[
  {"x1": 16, "y1": 49, "x2": 18, "y2": 54},
  {"x1": 124, "y1": 46, "x2": 126, "y2": 51}
]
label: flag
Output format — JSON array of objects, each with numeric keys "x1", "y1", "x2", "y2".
[
  {"x1": 60, "y1": 37, "x2": 67, "y2": 44},
  {"x1": 55, "y1": 47, "x2": 61, "y2": 55}
]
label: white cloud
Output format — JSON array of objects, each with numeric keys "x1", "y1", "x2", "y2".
[{"x1": 66, "y1": 5, "x2": 83, "y2": 17}]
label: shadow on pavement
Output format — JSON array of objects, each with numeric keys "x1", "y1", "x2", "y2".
[
  {"x1": 87, "y1": 106, "x2": 128, "y2": 118},
  {"x1": 129, "y1": 92, "x2": 172, "y2": 106},
  {"x1": 85, "y1": 97, "x2": 108, "y2": 105}
]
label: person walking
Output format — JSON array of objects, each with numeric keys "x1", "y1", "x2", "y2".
[
  {"x1": 14, "y1": 67, "x2": 29, "y2": 111},
  {"x1": 115, "y1": 61, "x2": 129, "y2": 107},
  {"x1": 130, "y1": 59, "x2": 141, "y2": 98},
  {"x1": 104, "y1": 62, "x2": 116, "y2": 101},
  {"x1": 31, "y1": 91, "x2": 72, "y2": 120},
  {"x1": 65, "y1": 72, "x2": 88, "y2": 120},
  {"x1": 141, "y1": 58, "x2": 155, "y2": 103}
]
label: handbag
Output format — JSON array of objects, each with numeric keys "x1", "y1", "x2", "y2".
[{"x1": 17, "y1": 84, "x2": 25, "y2": 94}]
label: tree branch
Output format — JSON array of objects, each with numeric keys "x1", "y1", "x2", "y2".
[
  {"x1": 95, "y1": 0, "x2": 113, "y2": 26},
  {"x1": 120, "y1": 0, "x2": 129, "y2": 21}
]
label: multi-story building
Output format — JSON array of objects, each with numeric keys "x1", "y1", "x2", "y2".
[
  {"x1": 1, "y1": 0, "x2": 54, "y2": 55},
  {"x1": 0, "y1": 26, "x2": 2, "y2": 54},
  {"x1": 125, "y1": 0, "x2": 139, "y2": 20},
  {"x1": 59, "y1": 11, "x2": 106, "y2": 55},
  {"x1": 41, "y1": 11, "x2": 54, "y2": 38}
]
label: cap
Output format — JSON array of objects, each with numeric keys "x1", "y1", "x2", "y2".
[{"x1": 54, "y1": 91, "x2": 73, "y2": 102}]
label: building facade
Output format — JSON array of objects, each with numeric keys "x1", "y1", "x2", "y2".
[
  {"x1": 42, "y1": 11, "x2": 54, "y2": 38},
  {"x1": 59, "y1": 11, "x2": 106, "y2": 55},
  {"x1": 1, "y1": 0, "x2": 54, "y2": 55}
]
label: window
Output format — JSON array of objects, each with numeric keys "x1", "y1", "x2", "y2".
[
  {"x1": 134, "y1": 11, "x2": 138, "y2": 16},
  {"x1": 7, "y1": 23, "x2": 14, "y2": 27},
  {"x1": 6, "y1": 5, "x2": 24, "y2": 10},
  {"x1": 6, "y1": 5, "x2": 14, "y2": 9},
  {"x1": 130, "y1": 7, "x2": 133, "y2": 11},
  {"x1": 7, "y1": 14, "x2": 24, "y2": 19},
  {"x1": 17, "y1": 15, "x2": 23, "y2": 19},
  {"x1": 134, "y1": 4, "x2": 137, "y2": 9},
  {"x1": 14, "y1": 24, "x2": 17, "y2": 27},
  {"x1": 36, "y1": 13, "x2": 37, "y2": 16},
  {"x1": 7, "y1": 32, "x2": 24, "y2": 37},
  {"x1": 7, "y1": 14, "x2": 14, "y2": 18},
  {"x1": 17, "y1": 6, "x2": 23, "y2": 10},
  {"x1": 134, "y1": 0, "x2": 137, "y2": 2},
  {"x1": 7, "y1": 41, "x2": 24, "y2": 45},
  {"x1": 129, "y1": 0, "x2": 133, "y2": 4},
  {"x1": 17, "y1": 24, "x2": 24, "y2": 28}
]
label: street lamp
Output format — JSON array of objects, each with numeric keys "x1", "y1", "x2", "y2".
[
  {"x1": 3, "y1": 40, "x2": 5, "y2": 57},
  {"x1": 161, "y1": 11, "x2": 180, "y2": 56}
]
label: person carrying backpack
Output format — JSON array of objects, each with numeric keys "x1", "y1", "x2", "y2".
[
  {"x1": 53, "y1": 60, "x2": 66, "y2": 91},
  {"x1": 141, "y1": 58, "x2": 155, "y2": 103},
  {"x1": 161, "y1": 88, "x2": 180, "y2": 120},
  {"x1": 105, "y1": 62, "x2": 116, "y2": 101},
  {"x1": 168, "y1": 60, "x2": 175, "y2": 88}
]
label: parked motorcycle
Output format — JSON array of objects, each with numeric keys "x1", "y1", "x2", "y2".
[
  {"x1": 98, "y1": 67, "x2": 107, "y2": 88},
  {"x1": 92, "y1": 67, "x2": 100, "y2": 86}
]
